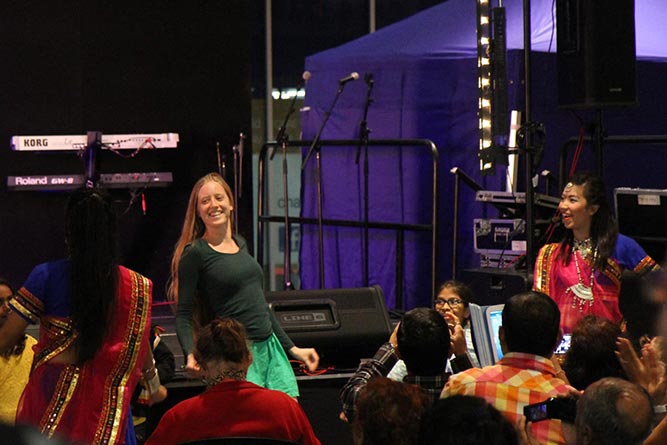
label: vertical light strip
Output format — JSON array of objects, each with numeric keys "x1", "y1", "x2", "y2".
[
  {"x1": 265, "y1": 0, "x2": 274, "y2": 141},
  {"x1": 476, "y1": 0, "x2": 493, "y2": 172}
]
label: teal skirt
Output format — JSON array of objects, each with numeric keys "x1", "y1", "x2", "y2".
[{"x1": 246, "y1": 333, "x2": 299, "y2": 397}]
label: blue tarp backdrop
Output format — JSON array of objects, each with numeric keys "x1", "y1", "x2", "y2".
[{"x1": 299, "y1": 0, "x2": 667, "y2": 309}]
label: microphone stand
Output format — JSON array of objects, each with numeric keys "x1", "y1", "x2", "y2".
[
  {"x1": 232, "y1": 133, "x2": 245, "y2": 236},
  {"x1": 301, "y1": 81, "x2": 352, "y2": 287},
  {"x1": 301, "y1": 81, "x2": 349, "y2": 170},
  {"x1": 84, "y1": 131, "x2": 102, "y2": 188},
  {"x1": 356, "y1": 73, "x2": 374, "y2": 286},
  {"x1": 273, "y1": 87, "x2": 304, "y2": 291},
  {"x1": 216, "y1": 141, "x2": 227, "y2": 180}
]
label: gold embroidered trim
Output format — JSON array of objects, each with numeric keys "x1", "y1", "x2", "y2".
[
  {"x1": 10, "y1": 287, "x2": 45, "y2": 324},
  {"x1": 94, "y1": 269, "x2": 151, "y2": 445},
  {"x1": 635, "y1": 256, "x2": 659, "y2": 275},
  {"x1": 40, "y1": 366, "x2": 80, "y2": 438},
  {"x1": 33, "y1": 317, "x2": 78, "y2": 370},
  {"x1": 535, "y1": 244, "x2": 559, "y2": 293}
]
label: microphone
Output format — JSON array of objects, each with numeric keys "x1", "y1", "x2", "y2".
[
  {"x1": 302, "y1": 72, "x2": 356, "y2": 169},
  {"x1": 541, "y1": 169, "x2": 556, "y2": 179},
  {"x1": 301, "y1": 70, "x2": 312, "y2": 85},
  {"x1": 339, "y1": 72, "x2": 359, "y2": 85},
  {"x1": 271, "y1": 71, "x2": 311, "y2": 160},
  {"x1": 364, "y1": 72, "x2": 374, "y2": 86}
]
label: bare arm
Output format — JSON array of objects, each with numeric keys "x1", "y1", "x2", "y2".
[
  {"x1": 141, "y1": 336, "x2": 168, "y2": 404},
  {"x1": 645, "y1": 416, "x2": 667, "y2": 445}
]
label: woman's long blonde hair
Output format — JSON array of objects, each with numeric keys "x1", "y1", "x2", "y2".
[{"x1": 167, "y1": 173, "x2": 235, "y2": 304}]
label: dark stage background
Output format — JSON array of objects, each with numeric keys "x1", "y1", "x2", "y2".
[
  {"x1": 0, "y1": 1, "x2": 253, "y2": 298},
  {"x1": 300, "y1": 0, "x2": 667, "y2": 309}
]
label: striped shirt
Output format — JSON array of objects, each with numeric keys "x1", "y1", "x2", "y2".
[{"x1": 441, "y1": 352, "x2": 570, "y2": 445}]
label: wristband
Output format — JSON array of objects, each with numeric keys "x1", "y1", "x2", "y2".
[
  {"x1": 145, "y1": 369, "x2": 161, "y2": 395},
  {"x1": 654, "y1": 405, "x2": 666, "y2": 414}
]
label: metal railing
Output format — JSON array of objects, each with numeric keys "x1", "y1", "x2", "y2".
[{"x1": 257, "y1": 138, "x2": 439, "y2": 309}]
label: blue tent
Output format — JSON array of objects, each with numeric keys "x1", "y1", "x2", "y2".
[{"x1": 299, "y1": 0, "x2": 667, "y2": 309}]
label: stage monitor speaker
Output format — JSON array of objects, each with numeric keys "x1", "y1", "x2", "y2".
[
  {"x1": 460, "y1": 269, "x2": 531, "y2": 306},
  {"x1": 614, "y1": 188, "x2": 667, "y2": 263},
  {"x1": 265, "y1": 285, "x2": 392, "y2": 370},
  {"x1": 556, "y1": 0, "x2": 637, "y2": 108}
]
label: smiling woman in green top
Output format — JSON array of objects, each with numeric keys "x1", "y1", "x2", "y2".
[{"x1": 168, "y1": 173, "x2": 319, "y2": 397}]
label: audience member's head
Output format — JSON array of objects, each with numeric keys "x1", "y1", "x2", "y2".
[
  {"x1": 419, "y1": 395, "x2": 519, "y2": 445},
  {"x1": 0, "y1": 422, "x2": 65, "y2": 445},
  {"x1": 194, "y1": 318, "x2": 251, "y2": 381},
  {"x1": 501, "y1": 291, "x2": 560, "y2": 357},
  {"x1": 398, "y1": 308, "x2": 451, "y2": 375},
  {"x1": 576, "y1": 377, "x2": 652, "y2": 445},
  {"x1": 353, "y1": 377, "x2": 429, "y2": 445},
  {"x1": 562, "y1": 315, "x2": 625, "y2": 390},
  {"x1": 0, "y1": 278, "x2": 15, "y2": 329},
  {"x1": 0, "y1": 278, "x2": 27, "y2": 359},
  {"x1": 433, "y1": 280, "x2": 474, "y2": 325},
  {"x1": 647, "y1": 335, "x2": 667, "y2": 365},
  {"x1": 620, "y1": 270, "x2": 663, "y2": 345}
]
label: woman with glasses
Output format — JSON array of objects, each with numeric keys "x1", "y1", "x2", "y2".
[
  {"x1": 388, "y1": 281, "x2": 479, "y2": 382},
  {"x1": 433, "y1": 281, "x2": 480, "y2": 368}
]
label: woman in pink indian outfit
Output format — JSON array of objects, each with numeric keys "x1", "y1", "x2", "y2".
[{"x1": 534, "y1": 172, "x2": 659, "y2": 334}]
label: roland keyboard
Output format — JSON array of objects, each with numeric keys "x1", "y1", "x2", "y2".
[
  {"x1": 7, "y1": 172, "x2": 173, "y2": 191},
  {"x1": 11, "y1": 133, "x2": 179, "y2": 151}
]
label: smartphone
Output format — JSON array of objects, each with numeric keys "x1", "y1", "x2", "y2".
[
  {"x1": 523, "y1": 397, "x2": 577, "y2": 423},
  {"x1": 555, "y1": 334, "x2": 572, "y2": 355}
]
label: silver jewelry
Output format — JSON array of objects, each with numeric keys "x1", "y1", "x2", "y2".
[
  {"x1": 567, "y1": 248, "x2": 595, "y2": 312},
  {"x1": 572, "y1": 237, "x2": 593, "y2": 259}
]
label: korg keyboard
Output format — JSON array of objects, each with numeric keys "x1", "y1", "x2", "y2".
[{"x1": 11, "y1": 133, "x2": 179, "y2": 151}]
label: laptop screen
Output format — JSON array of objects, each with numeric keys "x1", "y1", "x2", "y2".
[{"x1": 486, "y1": 307, "x2": 504, "y2": 363}]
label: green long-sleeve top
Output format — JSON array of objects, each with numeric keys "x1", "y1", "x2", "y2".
[{"x1": 175, "y1": 236, "x2": 294, "y2": 357}]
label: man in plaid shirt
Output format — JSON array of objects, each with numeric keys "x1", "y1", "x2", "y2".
[
  {"x1": 441, "y1": 291, "x2": 570, "y2": 445},
  {"x1": 340, "y1": 307, "x2": 472, "y2": 422}
]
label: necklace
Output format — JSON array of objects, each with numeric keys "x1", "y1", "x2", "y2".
[
  {"x1": 572, "y1": 237, "x2": 593, "y2": 259},
  {"x1": 566, "y1": 247, "x2": 595, "y2": 312},
  {"x1": 203, "y1": 368, "x2": 247, "y2": 387}
]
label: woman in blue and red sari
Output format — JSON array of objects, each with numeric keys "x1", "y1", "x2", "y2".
[
  {"x1": 534, "y1": 172, "x2": 659, "y2": 334},
  {"x1": 0, "y1": 188, "x2": 164, "y2": 444}
]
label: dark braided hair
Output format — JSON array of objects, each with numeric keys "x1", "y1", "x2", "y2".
[{"x1": 65, "y1": 188, "x2": 118, "y2": 364}]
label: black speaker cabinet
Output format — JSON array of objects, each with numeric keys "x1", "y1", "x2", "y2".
[
  {"x1": 614, "y1": 188, "x2": 667, "y2": 263},
  {"x1": 556, "y1": 0, "x2": 637, "y2": 108},
  {"x1": 460, "y1": 269, "x2": 532, "y2": 306},
  {"x1": 265, "y1": 285, "x2": 392, "y2": 369}
]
